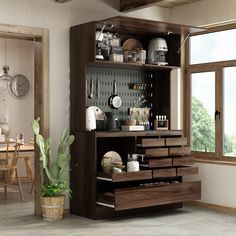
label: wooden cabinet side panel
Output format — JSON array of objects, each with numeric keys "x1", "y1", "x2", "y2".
[
  {"x1": 70, "y1": 133, "x2": 96, "y2": 218},
  {"x1": 70, "y1": 23, "x2": 95, "y2": 132}
]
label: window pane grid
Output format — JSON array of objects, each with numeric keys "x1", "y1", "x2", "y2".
[
  {"x1": 191, "y1": 72, "x2": 215, "y2": 153},
  {"x1": 190, "y1": 29, "x2": 236, "y2": 65}
]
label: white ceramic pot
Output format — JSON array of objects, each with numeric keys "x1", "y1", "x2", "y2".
[{"x1": 127, "y1": 161, "x2": 139, "y2": 172}]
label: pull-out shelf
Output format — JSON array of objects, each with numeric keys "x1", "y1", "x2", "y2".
[
  {"x1": 96, "y1": 170, "x2": 152, "y2": 182},
  {"x1": 97, "y1": 181, "x2": 201, "y2": 211}
]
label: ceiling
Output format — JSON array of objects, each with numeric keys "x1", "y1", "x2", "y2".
[
  {"x1": 49, "y1": 0, "x2": 202, "y2": 13},
  {"x1": 120, "y1": 0, "x2": 202, "y2": 12}
]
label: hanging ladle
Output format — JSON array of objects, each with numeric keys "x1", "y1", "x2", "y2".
[{"x1": 88, "y1": 78, "x2": 94, "y2": 99}]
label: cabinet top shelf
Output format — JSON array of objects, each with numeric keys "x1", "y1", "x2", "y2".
[
  {"x1": 95, "y1": 16, "x2": 205, "y2": 35},
  {"x1": 89, "y1": 61, "x2": 179, "y2": 70},
  {"x1": 89, "y1": 130, "x2": 182, "y2": 138}
]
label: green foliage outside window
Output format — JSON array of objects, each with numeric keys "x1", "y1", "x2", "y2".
[{"x1": 192, "y1": 96, "x2": 233, "y2": 155}]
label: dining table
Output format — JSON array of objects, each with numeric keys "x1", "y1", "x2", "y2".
[{"x1": 0, "y1": 141, "x2": 35, "y2": 182}]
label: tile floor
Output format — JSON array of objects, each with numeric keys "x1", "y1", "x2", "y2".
[{"x1": 1, "y1": 183, "x2": 236, "y2": 236}]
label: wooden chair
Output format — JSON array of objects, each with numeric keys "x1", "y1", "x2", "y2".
[{"x1": 0, "y1": 141, "x2": 24, "y2": 201}]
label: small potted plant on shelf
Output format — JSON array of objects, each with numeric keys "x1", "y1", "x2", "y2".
[{"x1": 32, "y1": 118, "x2": 75, "y2": 221}]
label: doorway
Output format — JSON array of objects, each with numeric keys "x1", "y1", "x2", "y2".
[{"x1": 0, "y1": 24, "x2": 49, "y2": 214}]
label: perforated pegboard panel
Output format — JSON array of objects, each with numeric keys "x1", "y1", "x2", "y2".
[{"x1": 86, "y1": 65, "x2": 154, "y2": 124}]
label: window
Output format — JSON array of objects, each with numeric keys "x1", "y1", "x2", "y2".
[
  {"x1": 191, "y1": 72, "x2": 215, "y2": 153},
  {"x1": 190, "y1": 28, "x2": 236, "y2": 64},
  {"x1": 223, "y1": 67, "x2": 236, "y2": 157},
  {"x1": 187, "y1": 25, "x2": 236, "y2": 159}
]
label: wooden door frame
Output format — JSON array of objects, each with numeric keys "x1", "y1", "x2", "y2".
[{"x1": 0, "y1": 24, "x2": 50, "y2": 214}]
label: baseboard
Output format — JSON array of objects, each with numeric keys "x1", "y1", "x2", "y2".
[{"x1": 187, "y1": 201, "x2": 236, "y2": 214}]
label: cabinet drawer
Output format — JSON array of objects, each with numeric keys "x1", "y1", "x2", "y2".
[
  {"x1": 145, "y1": 148, "x2": 168, "y2": 157},
  {"x1": 97, "y1": 170, "x2": 152, "y2": 182},
  {"x1": 177, "y1": 166, "x2": 198, "y2": 176},
  {"x1": 166, "y1": 137, "x2": 187, "y2": 146},
  {"x1": 153, "y1": 168, "x2": 176, "y2": 178},
  {"x1": 173, "y1": 157, "x2": 194, "y2": 166},
  {"x1": 148, "y1": 158, "x2": 172, "y2": 168},
  {"x1": 169, "y1": 147, "x2": 191, "y2": 156},
  {"x1": 97, "y1": 181, "x2": 201, "y2": 211},
  {"x1": 140, "y1": 138, "x2": 165, "y2": 147}
]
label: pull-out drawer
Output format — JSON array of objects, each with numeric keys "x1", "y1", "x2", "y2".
[
  {"x1": 145, "y1": 148, "x2": 169, "y2": 157},
  {"x1": 147, "y1": 157, "x2": 173, "y2": 168},
  {"x1": 139, "y1": 138, "x2": 165, "y2": 147},
  {"x1": 177, "y1": 166, "x2": 198, "y2": 176},
  {"x1": 97, "y1": 181, "x2": 201, "y2": 211},
  {"x1": 173, "y1": 157, "x2": 194, "y2": 166},
  {"x1": 153, "y1": 168, "x2": 176, "y2": 178},
  {"x1": 169, "y1": 147, "x2": 191, "y2": 156},
  {"x1": 166, "y1": 137, "x2": 187, "y2": 146},
  {"x1": 97, "y1": 170, "x2": 152, "y2": 182}
]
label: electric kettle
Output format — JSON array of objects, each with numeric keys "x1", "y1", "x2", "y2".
[{"x1": 86, "y1": 107, "x2": 96, "y2": 131}]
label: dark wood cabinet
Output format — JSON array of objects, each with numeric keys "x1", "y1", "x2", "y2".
[{"x1": 70, "y1": 16, "x2": 202, "y2": 219}]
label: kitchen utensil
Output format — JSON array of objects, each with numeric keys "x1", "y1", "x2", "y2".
[
  {"x1": 87, "y1": 106, "x2": 103, "y2": 120},
  {"x1": 127, "y1": 161, "x2": 139, "y2": 172},
  {"x1": 105, "y1": 112, "x2": 120, "y2": 131},
  {"x1": 122, "y1": 38, "x2": 143, "y2": 50},
  {"x1": 96, "y1": 79, "x2": 100, "y2": 98},
  {"x1": 86, "y1": 107, "x2": 96, "y2": 131},
  {"x1": 88, "y1": 79, "x2": 94, "y2": 99},
  {"x1": 101, "y1": 151, "x2": 122, "y2": 175},
  {"x1": 87, "y1": 106, "x2": 106, "y2": 131},
  {"x1": 109, "y1": 80, "x2": 122, "y2": 109},
  {"x1": 148, "y1": 38, "x2": 168, "y2": 65}
]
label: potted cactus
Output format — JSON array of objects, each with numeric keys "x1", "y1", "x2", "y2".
[{"x1": 32, "y1": 118, "x2": 75, "y2": 221}]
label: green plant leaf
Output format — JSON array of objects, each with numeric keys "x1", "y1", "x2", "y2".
[
  {"x1": 57, "y1": 154, "x2": 67, "y2": 168},
  {"x1": 58, "y1": 143, "x2": 66, "y2": 155},
  {"x1": 51, "y1": 161, "x2": 60, "y2": 180},
  {"x1": 58, "y1": 163, "x2": 69, "y2": 182},
  {"x1": 60, "y1": 128, "x2": 68, "y2": 144},
  {"x1": 66, "y1": 135, "x2": 75, "y2": 146},
  {"x1": 32, "y1": 119, "x2": 40, "y2": 135},
  {"x1": 32, "y1": 117, "x2": 74, "y2": 196}
]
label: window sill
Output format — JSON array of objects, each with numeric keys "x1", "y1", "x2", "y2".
[{"x1": 194, "y1": 157, "x2": 236, "y2": 166}]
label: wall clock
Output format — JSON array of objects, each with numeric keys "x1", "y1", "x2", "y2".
[{"x1": 8, "y1": 74, "x2": 29, "y2": 98}]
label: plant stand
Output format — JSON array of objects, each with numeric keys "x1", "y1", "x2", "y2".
[{"x1": 41, "y1": 195, "x2": 65, "y2": 221}]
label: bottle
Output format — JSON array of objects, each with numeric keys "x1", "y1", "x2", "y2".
[{"x1": 19, "y1": 132, "x2": 24, "y2": 144}]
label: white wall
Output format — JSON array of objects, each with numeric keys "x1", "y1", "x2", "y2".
[
  {"x1": 0, "y1": 0, "x2": 169, "y2": 208},
  {"x1": 171, "y1": 0, "x2": 236, "y2": 208},
  {"x1": 0, "y1": 38, "x2": 34, "y2": 142},
  {"x1": 185, "y1": 163, "x2": 236, "y2": 208},
  {"x1": 0, "y1": 38, "x2": 34, "y2": 177}
]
